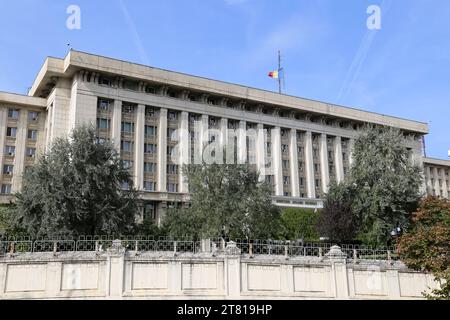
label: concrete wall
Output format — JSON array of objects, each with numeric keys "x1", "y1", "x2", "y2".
[{"x1": 0, "y1": 247, "x2": 438, "y2": 300}]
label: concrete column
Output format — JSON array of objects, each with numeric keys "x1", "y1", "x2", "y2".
[
  {"x1": 441, "y1": 168, "x2": 448, "y2": 198},
  {"x1": 433, "y1": 167, "x2": 441, "y2": 197},
  {"x1": 238, "y1": 120, "x2": 247, "y2": 164},
  {"x1": 111, "y1": 100, "x2": 122, "y2": 152},
  {"x1": 348, "y1": 138, "x2": 355, "y2": 166},
  {"x1": 304, "y1": 131, "x2": 316, "y2": 199},
  {"x1": 271, "y1": 127, "x2": 283, "y2": 196},
  {"x1": 0, "y1": 108, "x2": 6, "y2": 176},
  {"x1": 12, "y1": 109, "x2": 28, "y2": 192},
  {"x1": 334, "y1": 136, "x2": 345, "y2": 183},
  {"x1": 425, "y1": 167, "x2": 433, "y2": 196},
  {"x1": 256, "y1": 124, "x2": 266, "y2": 182},
  {"x1": 220, "y1": 118, "x2": 228, "y2": 147},
  {"x1": 157, "y1": 108, "x2": 167, "y2": 192},
  {"x1": 134, "y1": 104, "x2": 145, "y2": 190},
  {"x1": 289, "y1": 129, "x2": 300, "y2": 197},
  {"x1": 319, "y1": 133, "x2": 330, "y2": 194},
  {"x1": 179, "y1": 111, "x2": 189, "y2": 193}
]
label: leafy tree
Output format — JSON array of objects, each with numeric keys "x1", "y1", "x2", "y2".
[
  {"x1": 318, "y1": 181, "x2": 360, "y2": 243},
  {"x1": 280, "y1": 208, "x2": 320, "y2": 241},
  {"x1": 350, "y1": 125, "x2": 423, "y2": 245},
  {"x1": 13, "y1": 125, "x2": 139, "y2": 237},
  {"x1": 397, "y1": 197, "x2": 450, "y2": 300},
  {"x1": 164, "y1": 163, "x2": 281, "y2": 240}
]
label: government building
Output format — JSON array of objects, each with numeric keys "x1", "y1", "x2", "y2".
[{"x1": 0, "y1": 50, "x2": 449, "y2": 223}]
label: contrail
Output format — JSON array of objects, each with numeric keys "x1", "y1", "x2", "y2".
[
  {"x1": 117, "y1": 0, "x2": 150, "y2": 65},
  {"x1": 337, "y1": 0, "x2": 393, "y2": 104}
]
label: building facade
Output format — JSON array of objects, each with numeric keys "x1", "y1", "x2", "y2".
[{"x1": 0, "y1": 50, "x2": 446, "y2": 223}]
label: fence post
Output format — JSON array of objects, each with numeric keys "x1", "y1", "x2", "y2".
[
  {"x1": 353, "y1": 249, "x2": 357, "y2": 263},
  {"x1": 284, "y1": 245, "x2": 289, "y2": 260},
  {"x1": 9, "y1": 242, "x2": 15, "y2": 254},
  {"x1": 135, "y1": 240, "x2": 139, "y2": 252},
  {"x1": 249, "y1": 243, "x2": 253, "y2": 258},
  {"x1": 53, "y1": 241, "x2": 58, "y2": 255},
  {"x1": 173, "y1": 241, "x2": 177, "y2": 256},
  {"x1": 319, "y1": 247, "x2": 323, "y2": 258},
  {"x1": 95, "y1": 241, "x2": 99, "y2": 252},
  {"x1": 387, "y1": 250, "x2": 391, "y2": 264}
]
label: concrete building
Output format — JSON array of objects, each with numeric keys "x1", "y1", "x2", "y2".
[
  {"x1": 423, "y1": 157, "x2": 450, "y2": 198},
  {"x1": 0, "y1": 50, "x2": 447, "y2": 222}
]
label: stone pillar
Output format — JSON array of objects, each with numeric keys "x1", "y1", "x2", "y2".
[
  {"x1": 105, "y1": 240, "x2": 126, "y2": 298},
  {"x1": 425, "y1": 166, "x2": 432, "y2": 196},
  {"x1": 348, "y1": 138, "x2": 355, "y2": 166},
  {"x1": 433, "y1": 167, "x2": 441, "y2": 197},
  {"x1": 304, "y1": 131, "x2": 316, "y2": 199},
  {"x1": 179, "y1": 111, "x2": 189, "y2": 193},
  {"x1": 325, "y1": 246, "x2": 349, "y2": 299},
  {"x1": 256, "y1": 124, "x2": 266, "y2": 181},
  {"x1": 289, "y1": 129, "x2": 300, "y2": 197},
  {"x1": 11, "y1": 109, "x2": 28, "y2": 192},
  {"x1": 0, "y1": 108, "x2": 6, "y2": 179},
  {"x1": 319, "y1": 133, "x2": 330, "y2": 194},
  {"x1": 157, "y1": 108, "x2": 168, "y2": 192},
  {"x1": 134, "y1": 104, "x2": 145, "y2": 190},
  {"x1": 220, "y1": 118, "x2": 228, "y2": 147},
  {"x1": 441, "y1": 168, "x2": 448, "y2": 198},
  {"x1": 225, "y1": 242, "x2": 241, "y2": 298},
  {"x1": 111, "y1": 100, "x2": 122, "y2": 152},
  {"x1": 238, "y1": 120, "x2": 247, "y2": 164},
  {"x1": 271, "y1": 127, "x2": 283, "y2": 196},
  {"x1": 194, "y1": 114, "x2": 208, "y2": 164},
  {"x1": 334, "y1": 136, "x2": 345, "y2": 183}
]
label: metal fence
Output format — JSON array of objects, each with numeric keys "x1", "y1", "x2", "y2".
[{"x1": 0, "y1": 236, "x2": 400, "y2": 261}]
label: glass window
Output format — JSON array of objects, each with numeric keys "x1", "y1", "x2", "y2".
[
  {"x1": 168, "y1": 111, "x2": 177, "y2": 121},
  {"x1": 144, "y1": 181, "x2": 156, "y2": 191},
  {"x1": 3, "y1": 165, "x2": 14, "y2": 174},
  {"x1": 98, "y1": 99, "x2": 110, "y2": 111},
  {"x1": 145, "y1": 126, "x2": 156, "y2": 137},
  {"x1": 6, "y1": 127, "x2": 17, "y2": 137},
  {"x1": 144, "y1": 144, "x2": 157, "y2": 154},
  {"x1": 26, "y1": 147, "x2": 36, "y2": 158},
  {"x1": 121, "y1": 122, "x2": 134, "y2": 133},
  {"x1": 143, "y1": 203, "x2": 156, "y2": 220},
  {"x1": 123, "y1": 160, "x2": 134, "y2": 170},
  {"x1": 144, "y1": 162, "x2": 156, "y2": 173},
  {"x1": 8, "y1": 109, "x2": 19, "y2": 119},
  {"x1": 97, "y1": 118, "x2": 109, "y2": 130},
  {"x1": 167, "y1": 183, "x2": 178, "y2": 193},
  {"x1": 28, "y1": 111, "x2": 39, "y2": 121},
  {"x1": 27, "y1": 130, "x2": 38, "y2": 140},
  {"x1": 1, "y1": 184, "x2": 12, "y2": 194},
  {"x1": 121, "y1": 140, "x2": 133, "y2": 152},
  {"x1": 145, "y1": 106, "x2": 156, "y2": 117},
  {"x1": 5, "y1": 146, "x2": 15, "y2": 156},
  {"x1": 167, "y1": 164, "x2": 179, "y2": 174},
  {"x1": 122, "y1": 104, "x2": 135, "y2": 114}
]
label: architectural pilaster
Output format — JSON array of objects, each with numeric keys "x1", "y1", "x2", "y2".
[
  {"x1": 440, "y1": 168, "x2": 448, "y2": 198},
  {"x1": 289, "y1": 129, "x2": 300, "y2": 197},
  {"x1": 271, "y1": 127, "x2": 283, "y2": 196},
  {"x1": 433, "y1": 167, "x2": 440, "y2": 197},
  {"x1": 111, "y1": 100, "x2": 122, "y2": 152},
  {"x1": 179, "y1": 111, "x2": 189, "y2": 193},
  {"x1": 334, "y1": 136, "x2": 345, "y2": 183},
  {"x1": 319, "y1": 133, "x2": 330, "y2": 194},
  {"x1": 134, "y1": 104, "x2": 145, "y2": 190},
  {"x1": 348, "y1": 138, "x2": 355, "y2": 166},
  {"x1": 157, "y1": 108, "x2": 168, "y2": 192},
  {"x1": 256, "y1": 124, "x2": 266, "y2": 182},
  {"x1": 12, "y1": 109, "x2": 28, "y2": 192},
  {"x1": 0, "y1": 108, "x2": 6, "y2": 177},
  {"x1": 304, "y1": 131, "x2": 316, "y2": 199},
  {"x1": 220, "y1": 118, "x2": 228, "y2": 147},
  {"x1": 238, "y1": 120, "x2": 247, "y2": 164}
]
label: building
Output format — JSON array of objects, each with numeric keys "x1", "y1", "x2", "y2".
[
  {"x1": 423, "y1": 157, "x2": 450, "y2": 198},
  {"x1": 0, "y1": 50, "x2": 447, "y2": 222}
]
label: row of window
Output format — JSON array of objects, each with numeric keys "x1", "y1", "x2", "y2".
[
  {"x1": 7, "y1": 109, "x2": 39, "y2": 122},
  {"x1": 5, "y1": 127, "x2": 38, "y2": 140},
  {"x1": 121, "y1": 161, "x2": 179, "y2": 175},
  {"x1": 3, "y1": 146, "x2": 36, "y2": 157}
]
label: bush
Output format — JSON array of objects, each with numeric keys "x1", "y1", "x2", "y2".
[{"x1": 279, "y1": 208, "x2": 320, "y2": 241}]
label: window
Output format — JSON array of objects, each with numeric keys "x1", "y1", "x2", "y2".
[
  {"x1": 1, "y1": 184, "x2": 12, "y2": 194},
  {"x1": 281, "y1": 144, "x2": 288, "y2": 153},
  {"x1": 28, "y1": 111, "x2": 39, "y2": 121},
  {"x1": 6, "y1": 127, "x2": 17, "y2": 138},
  {"x1": 167, "y1": 164, "x2": 179, "y2": 175},
  {"x1": 121, "y1": 122, "x2": 135, "y2": 133},
  {"x1": 98, "y1": 99, "x2": 111, "y2": 111},
  {"x1": 99, "y1": 77, "x2": 113, "y2": 87},
  {"x1": 122, "y1": 104, "x2": 135, "y2": 114},
  {"x1": 298, "y1": 162, "x2": 304, "y2": 172},
  {"x1": 283, "y1": 176, "x2": 290, "y2": 185},
  {"x1": 121, "y1": 140, "x2": 133, "y2": 152},
  {"x1": 167, "y1": 183, "x2": 178, "y2": 193},
  {"x1": 144, "y1": 162, "x2": 156, "y2": 173},
  {"x1": 282, "y1": 160, "x2": 289, "y2": 169},
  {"x1": 315, "y1": 179, "x2": 320, "y2": 187},
  {"x1": 167, "y1": 146, "x2": 175, "y2": 156},
  {"x1": 145, "y1": 107, "x2": 156, "y2": 117},
  {"x1": 167, "y1": 128, "x2": 176, "y2": 140},
  {"x1": 168, "y1": 111, "x2": 177, "y2": 121},
  {"x1": 145, "y1": 126, "x2": 156, "y2": 138},
  {"x1": 144, "y1": 144, "x2": 157, "y2": 154},
  {"x1": 300, "y1": 178, "x2": 304, "y2": 186},
  {"x1": 3, "y1": 165, "x2": 13, "y2": 175},
  {"x1": 97, "y1": 118, "x2": 110, "y2": 130},
  {"x1": 5, "y1": 146, "x2": 15, "y2": 156},
  {"x1": 8, "y1": 109, "x2": 19, "y2": 119},
  {"x1": 281, "y1": 129, "x2": 287, "y2": 137},
  {"x1": 297, "y1": 146, "x2": 303, "y2": 154},
  {"x1": 144, "y1": 181, "x2": 156, "y2": 191},
  {"x1": 143, "y1": 203, "x2": 156, "y2": 220},
  {"x1": 27, "y1": 130, "x2": 38, "y2": 140},
  {"x1": 123, "y1": 160, "x2": 134, "y2": 170},
  {"x1": 122, "y1": 182, "x2": 130, "y2": 190},
  {"x1": 26, "y1": 148, "x2": 36, "y2": 158},
  {"x1": 314, "y1": 164, "x2": 319, "y2": 173}
]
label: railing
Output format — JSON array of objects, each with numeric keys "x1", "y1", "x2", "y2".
[{"x1": 0, "y1": 236, "x2": 400, "y2": 262}]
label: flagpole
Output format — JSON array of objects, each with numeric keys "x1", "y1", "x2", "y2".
[{"x1": 278, "y1": 50, "x2": 282, "y2": 94}]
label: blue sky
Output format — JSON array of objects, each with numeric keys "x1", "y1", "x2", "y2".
[{"x1": 0, "y1": 0, "x2": 449, "y2": 159}]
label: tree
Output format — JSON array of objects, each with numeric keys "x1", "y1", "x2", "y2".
[
  {"x1": 13, "y1": 125, "x2": 139, "y2": 237},
  {"x1": 318, "y1": 181, "x2": 360, "y2": 243},
  {"x1": 280, "y1": 208, "x2": 320, "y2": 241},
  {"x1": 397, "y1": 197, "x2": 450, "y2": 300},
  {"x1": 350, "y1": 126, "x2": 423, "y2": 245},
  {"x1": 164, "y1": 163, "x2": 281, "y2": 240}
]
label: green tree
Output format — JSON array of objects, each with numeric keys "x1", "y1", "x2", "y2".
[
  {"x1": 318, "y1": 181, "x2": 360, "y2": 243},
  {"x1": 280, "y1": 208, "x2": 320, "y2": 241},
  {"x1": 350, "y1": 125, "x2": 423, "y2": 245},
  {"x1": 397, "y1": 197, "x2": 450, "y2": 300},
  {"x1": 13, "y1": 125, "x2": 139, "y2": 237},
  {"x1": 164, "y1": 163, "x2": 281, "y2": 240}
]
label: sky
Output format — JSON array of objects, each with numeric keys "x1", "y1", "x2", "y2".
[{"x1": 0, "y1": 0, "x2": 449, "y2": 159}]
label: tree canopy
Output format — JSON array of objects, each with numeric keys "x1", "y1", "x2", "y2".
[
  {"x1": 280, "y1": 208, "x2": 320, "y2": 241},
  {"x1": 13, "y1": 125, "x2": 139, "y2": 237},
  {"x1": 164, "y1": 163, "x2": 281, "y2": 240}
]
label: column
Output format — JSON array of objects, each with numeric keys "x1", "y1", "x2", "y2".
[
  {"x1": 441, "y1": 169, "x2": 448, "y2": 198},
  {"x1": 433, "y1": 167, "x2": 441, "y2": 197},
  {"x1": 425, "y1": 167, "x2": 433, "y2": 196},
  {"x1": 255, "y1": 124, "x2": 266, "y2": 182},
  {"x1": 289, "y1": 129, "x2": 300, "y2": 197},
  {"x1": 157, "y1": 108, "x2": 167, "y2": 192},
  {"x1": 179, "y1": 111, "x2": 189, "y2": 193},
  {"x1": 271, "y1": 127, "x2": 283, "y2": 196},
  {"x1": 304, "y1": 131, "x2": 316, "y2": 199},
  {"x1": 12, "y1": 109, "x2": 28, "y2": 192},
  {"x1": 220, "y1": 118, "x2": 228, "y2": 148},
  {"x1": 0, "y1": 108, "x2": 6, "y2": 177},
  {"x1": 238, "y1": 120, "x2": 247, "y2": 164},
  {"x1": 319, "y1": 133, "x2": 330, "y2": 194},
  {"x1": 111, "y1": 100, "x2": 122, "y2": 152},
  {"x1": 134, "y1": 104, "x2": 145, "y2": 190},
  {"x1": 334, "y1": 136, "x2": 345, "y2": 183},
  {"x1": 348, "y1": 138, "x2": 355, "y2": 166}
]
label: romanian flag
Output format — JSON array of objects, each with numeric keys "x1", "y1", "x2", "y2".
[{"x1": 268, "y1": 70, "x2": 279, "y2": 79}]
